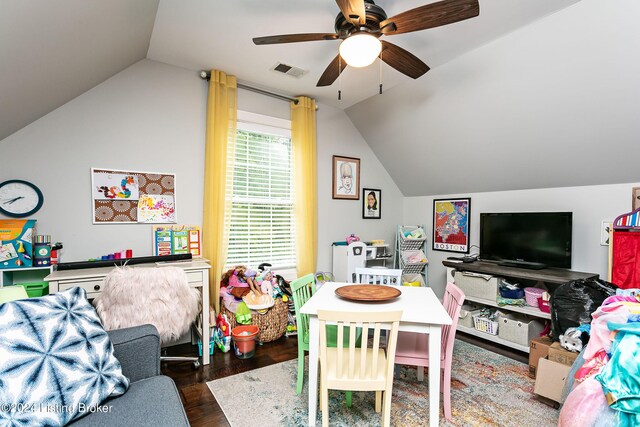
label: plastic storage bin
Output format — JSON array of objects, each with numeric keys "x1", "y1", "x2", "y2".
[
  {"x1": 12, "y1": 282, "x2": 49, "y2": 298},
  {"x1": 454, "y1": 271, "x2": 499, "y2": 300},
  {"x1": 499, "y1": 285, "x2": 525, "y2": 299},
  {"x1": 198, "y1": 339, "x2": 215, "y2": 356},
  {"x1": 398, "y1": 226, "x2": 427, "y2": 250},
  {"x1": 473, "y1": 314, "x2": 499, "y2": 335},
  {"x1": 498, "y1": 314, "x2": 546, "y2": 347},
  {"x1": 402, "y1": 273, "x2": 425, "y2": 287}
]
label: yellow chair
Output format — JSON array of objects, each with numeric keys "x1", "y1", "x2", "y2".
[
  {"x1": 318, "y1": 309, "x2": 403, "y2": 427},
  {"x1": 0, "y1": 285, "x2": 29, "y2": 304}
]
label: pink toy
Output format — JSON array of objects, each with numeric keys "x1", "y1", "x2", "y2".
[{"x1": 258, "y1": 271, "x2": 275, "y2": 297}]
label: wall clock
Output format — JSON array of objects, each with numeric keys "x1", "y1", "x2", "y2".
[{"x1": 0, "y1": 180, "x2": 44, "y2": 218}]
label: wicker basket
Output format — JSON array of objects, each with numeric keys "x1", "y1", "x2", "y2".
[{"x1": 222, "y1": 297, "x2": 289, "y2": 343}]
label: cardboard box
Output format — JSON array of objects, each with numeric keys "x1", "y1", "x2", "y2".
[
  {"x1": 529, "y1": 335, "x2": 554, "y2": 378},
  {"x1": 549, "y1": 342, "x2": 580, "y2": 367},
  {"x1": 534, "y1": 357, "x2": 571, "y2": 403},
  {"x1": 0, "y1": 220, "x2": 36, "y2": 269}
]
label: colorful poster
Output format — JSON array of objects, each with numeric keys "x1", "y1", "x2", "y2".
[
  {"x1": 432, "y1": 198, "x2": 471, "y2": 253},
  {"x1": 153, "y1": 225, "x2": 201, "y2": 257},
  {"x1": 93, "y1": 173, "x2": 140, "y2": 200},
  {"x1": 137, "y1": 194, "x2": 176, "y2": 223}
]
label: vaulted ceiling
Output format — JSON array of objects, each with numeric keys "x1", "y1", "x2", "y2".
[{"x1": 1, "y1": 0, "x2": 581, "y2": 144}]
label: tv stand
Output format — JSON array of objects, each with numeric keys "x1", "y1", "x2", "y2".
[
  {"x1": 497, "y1": 260, "x2": 546, "y2": 270},
  {"x1": 443, "y1": 260, "x2": 598, "y2": 353}
]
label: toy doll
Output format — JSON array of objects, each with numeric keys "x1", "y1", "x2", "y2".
[
  {"x1": 222, "y1": 265, "x2": 262, "y2": 298},
  {"x1": 256, "y1": 270, "x2": 275, "y2": 298}
]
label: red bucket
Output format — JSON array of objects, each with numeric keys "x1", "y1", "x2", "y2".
[{"x1": 231, "y1": 325, "x2": 259, "y2": 358}]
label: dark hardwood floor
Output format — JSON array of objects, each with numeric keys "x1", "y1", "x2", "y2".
[
  {"x1": 162, "y1": 332, "x2": 527, "y2": 426},
  {"x1": 163, "y1": 335, "x2": 299, "y2": 427}
]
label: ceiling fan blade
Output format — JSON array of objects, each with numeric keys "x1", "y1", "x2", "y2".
[
  {"x1": 253, "y1": 33, "x2": 339, "y2": 45},
  {"x1": 380, "y1": 41, "x2": 430, "y2": 79},
  {"x1": 317, "y1": 55, "x2": 346, "y2": 87},
  {"x1": 380, "y1": 0, "x2": 479, "y2": 36},
  {"x1": 336, "y1": 0, "x2": 366, "y2": 26}
]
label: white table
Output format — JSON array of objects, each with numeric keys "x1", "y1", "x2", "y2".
[
  {"x1": 44, "y1": 259, "x2": 211, "y2": 366},
  {"x1": 301, "y1": 282, "x2": 451, "y2": 426}
]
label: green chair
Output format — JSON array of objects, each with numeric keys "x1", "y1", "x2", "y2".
[
  {"x1": 291, "y1": 274, "x2": 359, "y2": 406},
  {"x1": 0, "y1": 285, "x2": 29, "y2": 304}
]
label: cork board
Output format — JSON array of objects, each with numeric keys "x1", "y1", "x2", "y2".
[{"x1": 91, "y1": 168, "x2": 177, "y2": 224}]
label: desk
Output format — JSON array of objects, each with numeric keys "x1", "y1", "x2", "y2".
[
  {"x1": 44, "y1": 259, "x2": 211, "y2": 366},
  {"x1": 301, "y1": 282, "x2": 451, "y2": 426}
]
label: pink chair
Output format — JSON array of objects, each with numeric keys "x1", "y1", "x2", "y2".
[{"x1": 394, "y1": 282, "x2": 465, "y2": 421}]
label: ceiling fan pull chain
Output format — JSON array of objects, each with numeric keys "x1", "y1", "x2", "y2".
[
  {"x1": 338, "y1": 56, "x2": 342, "y2": 100},
  {"x1": 379, "y1": 51, "x2": 383, "y2": 95}
]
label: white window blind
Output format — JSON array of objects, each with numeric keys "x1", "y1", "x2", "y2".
[{"x1": 225, "y1": 113, "x2": 295, "y2": 269}]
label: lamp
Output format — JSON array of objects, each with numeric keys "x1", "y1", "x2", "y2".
[{"x1": 339, "y1": 33, "x2": 382, "y2": 68}]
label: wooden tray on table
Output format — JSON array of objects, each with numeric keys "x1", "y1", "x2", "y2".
[{"x1": 335, "y1": 285, "x2": 401, "y2": 302}]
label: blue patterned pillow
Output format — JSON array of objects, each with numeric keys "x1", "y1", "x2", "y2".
[{"x1": 0, "y1": 287, "x2": 129, "y2": 426}]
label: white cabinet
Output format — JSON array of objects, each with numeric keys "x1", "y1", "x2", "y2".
[{"x1": 331, "y1": 244, "x2": 393, "y2": 282}]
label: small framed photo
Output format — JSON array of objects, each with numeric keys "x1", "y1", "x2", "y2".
[
  {"x1": 332, "y1": 155, "x2": 360, "y2": 200},
  {"x1": 362, "y1": 188, "x2": 381, "y2": 219},
  {"x1": 633, "y1": 187, "x2": 640, "y2": 211},
  {"x1": 433, "y1": 198, "x2": 471, "y2": 253}
]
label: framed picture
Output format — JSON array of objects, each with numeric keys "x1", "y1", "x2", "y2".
[
  {"x1": 633, "y1": 187, "x2": 640, "y2": 211},
  {"x1": 362, "y1": 188, "x2": 381, "y2": 219},
  {"x1": 332, "y1": 155, "x2": 360, "y2": 200},
  {"x1": 432, "y1": 198, "x2": 471, "y2": 253}
]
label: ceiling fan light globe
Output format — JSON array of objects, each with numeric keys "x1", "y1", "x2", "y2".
[{"x1": 339, "y1": 33, "x2": 381, "y2": 68}]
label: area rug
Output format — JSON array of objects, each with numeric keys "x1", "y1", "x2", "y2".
[{"x1": 208, "y1": 340, "x2": 559, "y2": 426}]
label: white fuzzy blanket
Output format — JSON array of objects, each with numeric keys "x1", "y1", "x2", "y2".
[{"x1": 94, "y1": 266, "x2": 200, "y2": 344}]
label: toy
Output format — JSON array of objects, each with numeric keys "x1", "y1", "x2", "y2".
[
  {"x1": 214, "y1": 312, "x2": 232, "y2": 352},
  {"x1": 256, "y1": 270, "x2": 276, "y2": 298},
  {"x1": 221, "y1": 265, "x2": 261, "y2": 298},
  {"x1": 560, "y1": 325, "x2": 590, "y2": 352}
]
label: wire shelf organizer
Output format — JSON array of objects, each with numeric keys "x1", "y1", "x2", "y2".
[{"x1": 395, "y1": 225, "x2": 428, "y2": 286}]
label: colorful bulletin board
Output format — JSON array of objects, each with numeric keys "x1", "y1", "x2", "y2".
[
  {"x1": 153, "y1": 225, "x2": 201, "y2": 257},
  {"x1": 91, "y1": 168, "x2": 177, "y2": 224}
]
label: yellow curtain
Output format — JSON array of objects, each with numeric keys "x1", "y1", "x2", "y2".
[
  {"x1": 291, "y1": 96, "x2": 318, "y2": 276},
  {"x1": 203, "y1": 70, "x2": 237, "y2": 311}
]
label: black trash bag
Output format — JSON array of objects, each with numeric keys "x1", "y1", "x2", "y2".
[{"x1": 550, "y1": 278, "x2": 618, "y2": 341}]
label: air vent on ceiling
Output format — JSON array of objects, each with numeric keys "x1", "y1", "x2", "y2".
[{"x1": 271, "y1": 62, "x2": 307, "y2": 78}]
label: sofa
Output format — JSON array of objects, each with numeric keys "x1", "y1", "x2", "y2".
[{"x1": 69, "y1": 324, "x2": 190, "y2": 427}]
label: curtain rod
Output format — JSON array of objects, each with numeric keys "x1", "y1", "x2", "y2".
[{"x1": 199, "y1": 71, "x2": 299, "y2": 105}]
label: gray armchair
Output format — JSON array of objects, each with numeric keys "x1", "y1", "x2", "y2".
[{"x1": 69, "y1": 325, "x2": 190, "y2": 426}]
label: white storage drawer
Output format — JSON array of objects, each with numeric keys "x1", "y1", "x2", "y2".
[
  {"x1": 453, "y1": 271, "x2": 499, "y2": 300},
  {"x1": 186, "y1": 270, "x2": 203, "y2": 283},
  {"x1": 58, "y1": 278, "x2": 105, "y2": 294},
  {"x1": 498, "y1": 314, "x2": 546, "y2": 347}
]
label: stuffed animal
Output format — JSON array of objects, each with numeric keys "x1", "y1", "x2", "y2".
[{"x1": 559, "y1": 326, "x2": 590, "y2": 352}]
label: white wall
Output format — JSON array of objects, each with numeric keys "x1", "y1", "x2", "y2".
[
  {"x1": 347, "y1": 0, "x2": 640, "y2": 196},
  {"x1": 0, "y1": 59, "x2": 206, "y2": 262},
  {"x1": 0, "y1": 59, "x2": 403, "y2": 271},
  {"x1": 405, "y1": 182, "x2": 640, "y2": 298}
]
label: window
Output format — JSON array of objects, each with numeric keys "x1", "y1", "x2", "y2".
[{"x1": 225, "y1": 112, "x2": 295, "y2": 269}]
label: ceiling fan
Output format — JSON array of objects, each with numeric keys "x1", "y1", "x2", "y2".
[{"x1": 253, "y1": 0, "x2": 480, "y2": 87}]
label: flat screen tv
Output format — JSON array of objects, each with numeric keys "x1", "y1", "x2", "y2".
[{"x1": 479, "y1": 212, "x2": 572, "y2": 269}]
